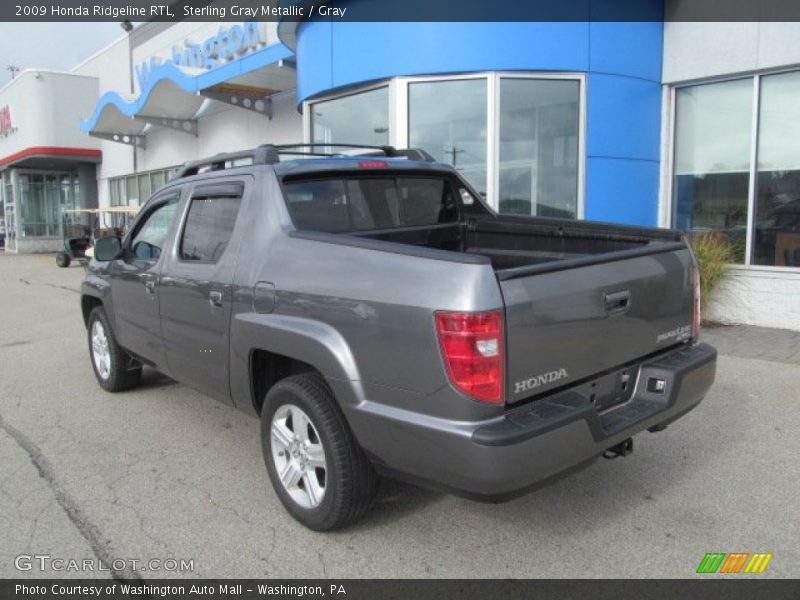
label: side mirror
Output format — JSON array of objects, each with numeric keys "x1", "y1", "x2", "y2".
[{"x1": 94, "y1": 236, "x2": 123, "y2": 261}]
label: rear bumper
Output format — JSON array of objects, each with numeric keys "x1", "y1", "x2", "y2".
[{"x1": 345, "y1": 342, "x2": 717, "y2": 499}]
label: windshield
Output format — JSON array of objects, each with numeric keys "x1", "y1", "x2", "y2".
[{"x1": 282, "y1": 176, "x2": 459, "y2": 233}]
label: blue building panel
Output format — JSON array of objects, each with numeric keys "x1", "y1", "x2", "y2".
[
  {"x1": 585, "y1": 157, "x2": 660, "y2": 226},
  {"x1": 588, "y1": 21, "x2": 663, "y2": 82},
  {"x1": 298, "y1": 22, "x2": 591, "y2": 102},
  {"x1": 586, "y1": 72, "x2": 663, "y2": 162}
]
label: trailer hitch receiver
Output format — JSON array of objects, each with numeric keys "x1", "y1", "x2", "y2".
[{"x1": 602, "y1": 437, "x2": 633, "y2": 459}]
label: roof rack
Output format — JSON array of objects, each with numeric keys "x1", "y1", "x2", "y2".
[{"x1": 173, "y1": 143, "x2": 435, "y2": 179}]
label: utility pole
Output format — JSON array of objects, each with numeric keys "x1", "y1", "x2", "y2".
[
  {"x1": 7, "y1": 65, "x2": 20, "y2": 80},
  {"x1": 448, "y1": 145, "x2": 464, "y2": 168}
]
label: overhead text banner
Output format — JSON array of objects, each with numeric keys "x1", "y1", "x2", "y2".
[{"x1": 5, "y1": 0, "x2": 800, "y2": 22}]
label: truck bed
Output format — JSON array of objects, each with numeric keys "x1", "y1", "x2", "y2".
[
  {"x1": 347, "y1": 217, "x2": 684, "y2": 277},
  {"x1": 336, "y1": 216, "x2": 694, "y2": 405}
]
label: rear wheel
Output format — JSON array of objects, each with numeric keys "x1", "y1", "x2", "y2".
[
  {"x1": 56, "y1": 252, "x2": 70, "y2": 268},
  {"x1": 87, "y1": 306, "x2": 141, "y2": 392},
  {"x1": 261, "y1": 374, "x2": 377, "y2": 531}
]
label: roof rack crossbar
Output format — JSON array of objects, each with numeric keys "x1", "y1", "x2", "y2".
[{"x1": 173, "y1": 143, "x2": 435, "y2": 180}]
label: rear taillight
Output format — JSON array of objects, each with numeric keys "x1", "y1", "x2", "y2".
[
  {"x1": 692, "y1": 265, "x2": 701, "y2": 338},
  {"x1": 435, "y1": 310, "x2": 504, "y2": 404}
]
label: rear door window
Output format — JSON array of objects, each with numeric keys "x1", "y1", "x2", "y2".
[
  {"x1": 179, "y1": 183, "x2": 243, "y2": 263},
  {"x1": 283, "y1": 176, "x2": 458, "y2": 233}
]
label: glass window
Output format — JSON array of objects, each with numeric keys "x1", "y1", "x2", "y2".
[
  {"x1": 151, "y1": 170, "x2": 165, "y2": 191},
  {"x1": 138, "y1": 174, "x2": 152, "y2": 204},
  {"x1": 499, "y1": 78, "x2": 580, "y2": 218},
  {"x1": 180, "y1": 188, "x2": 243, "y2": 262},
  {"x1": 130, "y1": 198, "x2": 179, "y2": 261},
  {"x1": 109, "y1": 179, "x2": 119, "y2": 206},
  {"x1": 409, "y1": 79, "x2": 488, "y2": 197},
  {"x1": 125, "y1": 176, "x2": 138, "y2": 206},
  {"x1": 754, "y1": 71, "x2": 800, "y2": 267},
  {"x1": 44, "y1": 174, "x2": 59, "y2": 236},
  {"x1": 311, "y1": 87, "x2": 389, "y2": 147},
  {"x1": 673, "y1": 79, "x2": 753, "y2": 263},
  {"x1": 283, "y1": 176, "x2": 458, "y2": 233}
]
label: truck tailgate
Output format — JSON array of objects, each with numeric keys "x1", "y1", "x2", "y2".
[{"x1": 500, "y1": 245, "x2": 695, "y2": 404}]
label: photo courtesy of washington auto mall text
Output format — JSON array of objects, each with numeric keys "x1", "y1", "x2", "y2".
[
  {"x1": 13, "y1": 583, "x2": 346, "y2": 598},
  {"x1": 1, "y1": 0, "x2": 800, "y2": 599}
]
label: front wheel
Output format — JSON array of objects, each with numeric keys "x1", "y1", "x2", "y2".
[
  {"x1": 87, "y1": 306, "x2": 141, "y2": 392},
  {"x1": 261, "y1": 374, "x2": 377, "y2": 531},
  {"x1": 56, "y1": 252, "x2": 71, "y2": 268}
]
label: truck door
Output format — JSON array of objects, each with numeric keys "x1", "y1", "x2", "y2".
[
  {"x1": 158, "y1": 179, "x2": 248, "y2": 402},
  {"x1": 109, "y1": 192, "x2": 181, "y2": 370}
]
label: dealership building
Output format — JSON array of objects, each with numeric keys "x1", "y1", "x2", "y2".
[{"x1": 0, "y1": 4, "x2": 799, "y2": 329}]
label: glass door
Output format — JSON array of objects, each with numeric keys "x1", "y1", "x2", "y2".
[{"x1": 1, "y1": 170, "x2": 15, "y2": 252}]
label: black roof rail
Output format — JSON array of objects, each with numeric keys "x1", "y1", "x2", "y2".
[
  {"x1": 173, "y1": 143, "x2": 435, "y2": 180},
  {"x1": 272, "y1": 143, "x2": 435, "y2": 162},
  {"x1": 173, "y1": 146, "x2": 280, "y2": 179}
]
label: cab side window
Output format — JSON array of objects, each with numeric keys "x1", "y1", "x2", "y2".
[
  {"x1": 130, "y1": 197, "x2": 179, "y2": 261},
  {"x1": 179, "y1": 183, "x2": 243, "y2": 263}
]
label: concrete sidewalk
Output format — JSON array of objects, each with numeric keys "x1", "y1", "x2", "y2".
[{"x1": 701, "y1": 324, "x2": 800, "y2": 366}]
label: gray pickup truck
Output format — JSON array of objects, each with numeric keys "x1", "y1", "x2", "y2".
[{"x1": 81, "y1": 144, "x2": 717, "y2": 530}]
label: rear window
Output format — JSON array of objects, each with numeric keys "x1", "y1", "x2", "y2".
[{"x1": 282, "y1": 177, "x2": 458, "y2": 233}]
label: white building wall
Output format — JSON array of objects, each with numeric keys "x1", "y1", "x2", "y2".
[
  {"x1": 707, "y1": 268, "x2": 800, "y2": 330},
  {"x1": 0, "y1": 70, "x2": 99, "y2": 156},
  {"x1": 71, "y1": 35, "x2": 135, "y2": 193},
  {"x1": 663, "y1": 22, "x2": 800, "y2": 331},
  {"x1": 663, "y1": 22, "x2": 800, "y2": 84},
  {"x1": 72, "y1": 23, "x2": 302, "y2": 207},
  {"x1": 135, "y1": 93, "x2": 301, "y2": 174}
]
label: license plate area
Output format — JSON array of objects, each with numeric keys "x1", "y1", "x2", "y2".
[{"x1": 573, "y1": 366, "x2": 637, "y2": 412}]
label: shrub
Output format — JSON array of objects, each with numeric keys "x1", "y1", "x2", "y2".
[{"x1": 688, "y1": 232, "x2": 736, "y2": 314}]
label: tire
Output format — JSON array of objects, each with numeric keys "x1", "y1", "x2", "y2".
[
  {"x1": 56, "y1": 252, "x2": 71, "y2": 268},
  {"x1": 87, "y1": 306, "x2": 142, "y2": 392},
  {"x1": 261, "y1": 374, "x2": 377, "y2": 531}
]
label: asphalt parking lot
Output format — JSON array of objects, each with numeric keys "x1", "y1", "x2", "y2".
[{"x1": 1, "y1": 253, "x2": 798, "y2": 579}]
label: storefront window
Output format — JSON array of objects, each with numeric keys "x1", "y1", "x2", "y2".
[
  {"x1": 109, "y1": 179, "x2": 120, "y2": 206},
  {"x1": 754, "y1": 71, "x2": 800, "y2": 267},
  {"x1": 151, "y1": 170, "x2": 166, "y2": 191},
  {"x1": 311, "y1": 87, "x2": 389, "y2": 147},
  {"x1": 108, "y1": 167, "x2": 176, "y2": 207},
  {"x1": 409, "y1": 79, "x2": 488, "y2": 196},
  {"x1": 674, "y1": 71, "x2": 800, "y2": 268},
  {"x1": 138, "y1": 173, "x2": 152, "y2": 203},
  {"x1": 305, "y1": 73, "x2": 585, "y2": 215},
  {"x1": 126, "y1": 176, "x2": 138, "y2": 205},
  {"x1": 673, "y1": 79, "x2": 752, "y2": 263},
  {"x1": 16, "y1": 171, "x2": 78, "y2": 237},
  {"x1": 498, "y1": 78, "x2": 580, "y2": 218}
]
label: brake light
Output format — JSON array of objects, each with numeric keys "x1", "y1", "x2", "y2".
[
  {"x1": 358, "y1": 160, "x2": 388, "y2": 168},
  {"x1": 692, "y1": 265, "x2": 701, "y2": 338},
  {"x1": 435, "y1": 310, "x2": 504, "y2": 404}
]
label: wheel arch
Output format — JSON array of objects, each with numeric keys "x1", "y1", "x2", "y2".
[
  {"x1": 81, "y1": 294, "x2": 103, "y2": 327},
  {"x1": 234, "y1": 313, "x2": 363, "y2": 416}
]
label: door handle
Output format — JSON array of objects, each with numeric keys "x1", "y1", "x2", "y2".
[
  {"x1": 209, "y1": 291, "x2": 223, "y2": 308},
  {"x1": 604, "y1": 290, "x2": 630, "y2": 315},
  {"x1": 144, "y1": 280, "x2": 156, "y2": 296}
]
